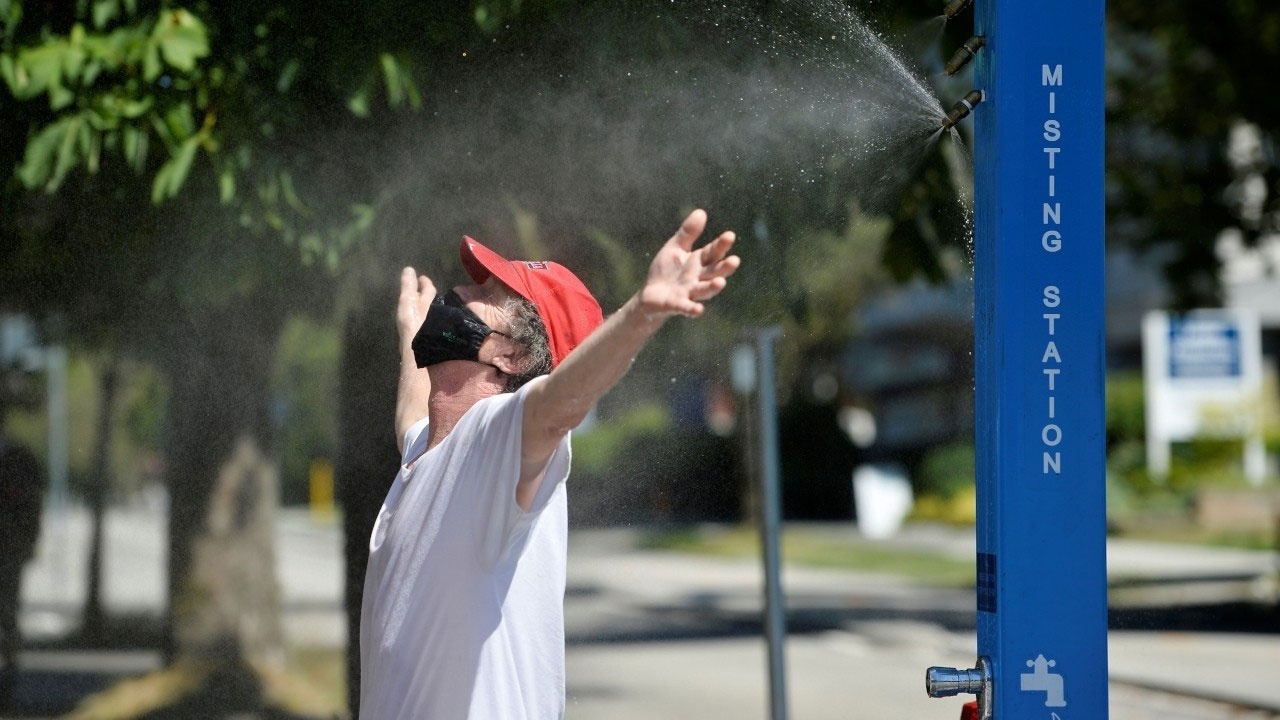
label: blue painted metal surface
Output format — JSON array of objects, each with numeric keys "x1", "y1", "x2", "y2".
[{"x1": 972, "y1": 0, "x2": 1109, "y2": 717}]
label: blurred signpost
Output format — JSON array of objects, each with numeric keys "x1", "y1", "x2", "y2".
[
  {"x1": 734, "y1": 330, "x2": 789, "y2": 720},
  {"x1": 1142, "y1": 309, "x2": 1267, "y2": 485}
]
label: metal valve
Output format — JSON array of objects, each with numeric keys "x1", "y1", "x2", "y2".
[{"x1": 926, "y1": 656, "x2": 992, "y2": 720}]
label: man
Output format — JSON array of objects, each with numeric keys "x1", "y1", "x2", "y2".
[{"x1": 359, "y1": 209, "x2": 739, "y2": 719}]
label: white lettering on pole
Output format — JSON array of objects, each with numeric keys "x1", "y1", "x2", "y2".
[
  {"x1": 1043, "y1": 230, "x2": 1061, "y2": 252},
  {"x1": 1043, "y1": 368, "x2": 1060, "y2": 390},
  {"x1": 1042, "y1": 425, "x2": 1062, "y2": 446},
  {"x1": 1040, "y1": 65, "x2": 1065, "y2": 476},
  {"x1": 1044, "y1": 451, "x2": 1061, "y2": 474}
]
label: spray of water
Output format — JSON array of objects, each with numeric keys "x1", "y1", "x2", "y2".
[
  {"x1": 355, "y1": 0, "x2": 960, "y2": 268},
  {"x1": 330, "y1": 1, "x2": 971, "y2": 521}
]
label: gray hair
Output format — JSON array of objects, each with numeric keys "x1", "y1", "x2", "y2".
[{"x1": 499, "y1": 295, "x2": 553, "y2": 392}]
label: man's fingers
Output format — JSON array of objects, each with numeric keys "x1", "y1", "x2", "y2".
[
  {"x1": 701, "y1": 255, "x2": 741, "y2": 280},
  {"x1": 650, "y1": 212, "x2": 738, "y2": 317},
  {"x1": 690, "y1": 277, "x2": 728, "y2": 301},
  {"x1": 670, "y1": 209, "x2": 707, "y2": 251},
  {"x1": 400, "y1": 267, "x2": 418, "y2": 297},
  {"x1": 700, "y1": 231, "x2": 736, "y2": 262}
]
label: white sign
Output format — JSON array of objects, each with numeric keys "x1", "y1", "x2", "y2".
[{"x1": 1143, "y1": 309, "x2": 1266, "y2": 484}]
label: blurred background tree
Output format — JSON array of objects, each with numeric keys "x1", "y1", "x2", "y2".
[{"x1": 1105, "y1": 0, "x2": 1280, "y2": 308}]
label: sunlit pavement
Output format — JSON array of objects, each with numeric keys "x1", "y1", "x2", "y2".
[
  {"x1": 17, "y1": 505, "x2": 346, "y2": 649},
  {"x1": 10, "y1": 507, "x2": 1280, "y2": 719},
  {"x1": 563, "y1": 530, "x2": 1280, "y2": 720}
]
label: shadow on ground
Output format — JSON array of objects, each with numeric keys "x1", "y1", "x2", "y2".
[
  {"x1": 1, "y1": 619, "x2": 339, "y2": 720},
  {"x1": 1110, "y1": 601, "x2": 1280, "y2": 634},
  {"x1": 566, "y1": 580, "x2": 1280, "y2": 648}
]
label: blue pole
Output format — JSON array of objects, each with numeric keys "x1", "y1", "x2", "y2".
[{"x1": 972, "y1": 0, "x2": 1109, "y2": 717}]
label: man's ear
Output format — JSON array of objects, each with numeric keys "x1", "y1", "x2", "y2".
[{"x1": 489, "y1": 339, "x2": 527, "y2": 377}]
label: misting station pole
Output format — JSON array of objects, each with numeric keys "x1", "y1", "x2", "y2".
[{"x1": 926, "y1": 0, "x2": 1110, "y2": 717}]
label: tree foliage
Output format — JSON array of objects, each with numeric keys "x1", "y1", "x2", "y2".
[
  {"x1": 2, "y1": 2, "x2": 211, "y2": 199},
  {"x1": 1106, "y1": 0, "x2": 1280, "y2": 307}
]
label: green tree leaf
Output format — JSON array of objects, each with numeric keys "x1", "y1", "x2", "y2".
[
  {"x1": 0, "y1": 0, "x2": 23, "y2": 46},
  {"x1": 51, "y1": 113, "x2": 85, "y2": 189},
  {"x1": 142, "y1": 39, "x2": 160, "y2": 81},
  {"x1": 150, "y1": 135, "x2": 198, "y2": 203},
  {"x1": 93, "y1": 0, "x2": 121, "y2": 30},
  {"x1": 12, "y1": 42, "x2": 64, "y2": 99},
  {"x1": 219, "y1": 164, "x2": 235, "y2": 203},
  {"x1": 16, "y1": 118, "x2": 65, "y2": 188},
  {"x1": 151, "y1": 9, "x2": 208, "y2": 71},
  {"x1": 121, "y1": 123, "x2": 148, "y2": 171},
  {"x1": 347, "y1": 84, "x2": 370, "y2": 118},
  {"x1": 378, "y1": 53, "x2": 401, "y2": 106}
]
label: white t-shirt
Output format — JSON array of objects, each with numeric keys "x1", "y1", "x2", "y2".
[{"x1": 359, "y1": 377, "x2": 572, "y2": 720}]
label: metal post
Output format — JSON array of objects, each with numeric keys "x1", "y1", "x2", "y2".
[
  {"x1": 972, "y1": 0, "x2": 1109, "y2": 716},
  {"x1": 45, "y1": 345, "x2": 71, "y2": 599},
  {"x1": 754, "y1": 327, "x2": 788, "y2": 720}
]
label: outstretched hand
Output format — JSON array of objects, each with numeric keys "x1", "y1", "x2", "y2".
[
  {"x1": 637, "y1": 209, "x2": 741, "y2": 320},
  {"x1": 398, "y1": 267, "x2": 437, "y2": 352}
]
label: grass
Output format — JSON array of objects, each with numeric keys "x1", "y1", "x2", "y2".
[
  {"x1": 1111, "y1": 523, "x2": 1278, "y2": 551},
  {"x1": 640, "y1": 525, "x2": 976, "y2": 587}
]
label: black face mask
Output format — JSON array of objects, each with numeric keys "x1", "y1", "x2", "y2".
[{"x1": 412, "y1": 290, "x2": 506, "y2": 369}]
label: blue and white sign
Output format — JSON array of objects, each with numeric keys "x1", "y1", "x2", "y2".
[
  {"x1": 1168, "y1": 316, "x2": 1242, "y2": 379},
  {"x1": 1144, "y1": 309, "x2": 1265, "y2": 483}
]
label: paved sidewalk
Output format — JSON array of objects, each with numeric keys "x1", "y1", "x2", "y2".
[
  {"x1": 564, "y1": 527, "x2": 1280, "y2": 719},
  {"x1": 7, "y1": 510, "x2": 1278, "y2": 719}
]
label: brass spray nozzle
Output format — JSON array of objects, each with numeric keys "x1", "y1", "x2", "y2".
[
  {"x1": 943, "y1": 0, "x2": 973, "y2": 20},
  {"x1": 945, "y1": 35, "x2": 986, "y2": 76},
  {"x1": 941, "y1": 90, "x2": 985, "y2": 132}
]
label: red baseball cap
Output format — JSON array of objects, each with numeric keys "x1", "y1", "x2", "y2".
[{"x1": 460, "y1": 236, "x2": 604, "y2": 368}]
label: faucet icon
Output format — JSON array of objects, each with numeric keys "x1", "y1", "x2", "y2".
[{"x1": 1020, "y1": 654, "x2": 1067, "y2": 707}]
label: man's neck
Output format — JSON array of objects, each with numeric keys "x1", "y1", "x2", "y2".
[{"x1": 424, "y1": 365, "x2": 504, "y2": 449}]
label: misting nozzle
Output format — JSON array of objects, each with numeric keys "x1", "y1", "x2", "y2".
[
  {"x1": 940, "y1": 89, "x2": 985, "y2": 132},
  {"x1": 945, "y1": 35, "x2": 986, "y2": 76},
  {"x1": 943, "y1": 0, "x2": 973, "y2": 20}
]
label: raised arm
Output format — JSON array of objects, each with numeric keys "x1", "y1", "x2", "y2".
[
  {"x1": 517, "y1": 209, "x2": 740, "y2": 507},
  {"x1": 395, "y1": 267, "x2": 436, "y2": 454}
]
